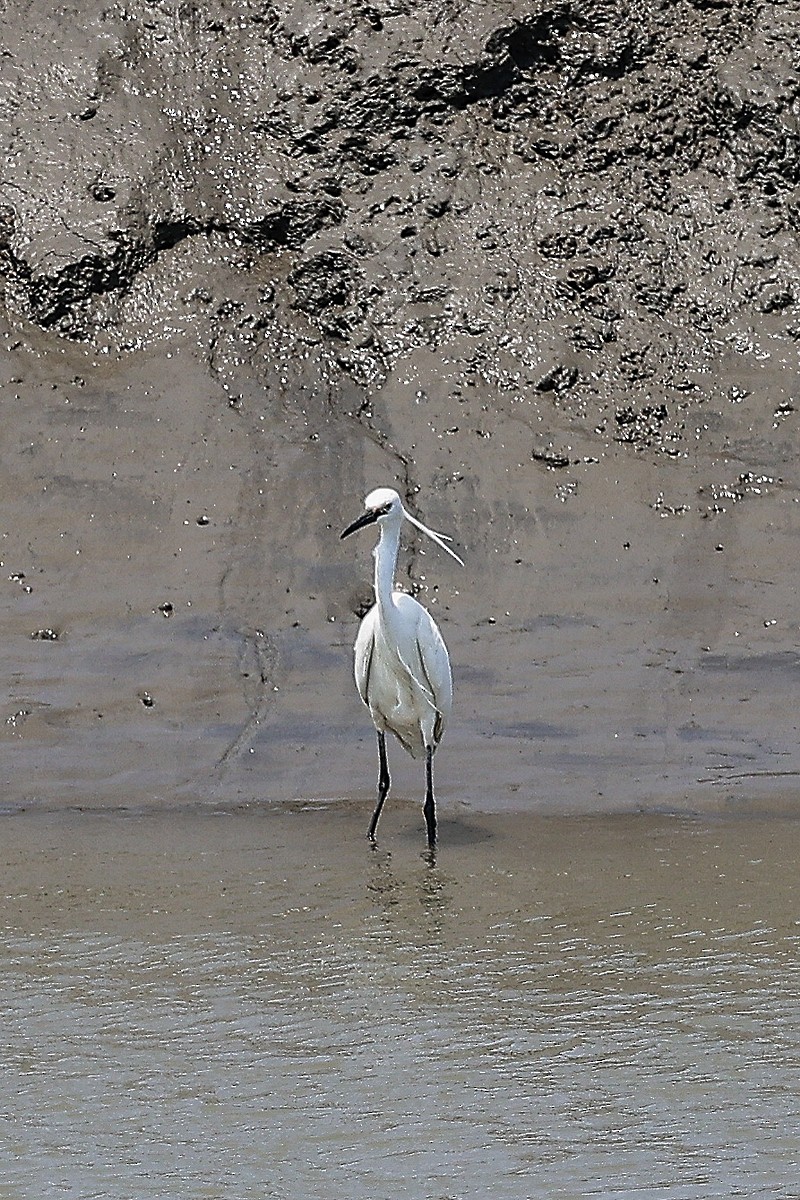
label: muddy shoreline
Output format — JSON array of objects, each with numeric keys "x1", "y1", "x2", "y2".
[{"x1": 1, "y1": 1, "x2": 798, "y2": 816}]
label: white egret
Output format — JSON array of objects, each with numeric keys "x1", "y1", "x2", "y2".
[{"x1": 341, "y1": 487, "x2": 463, "y2": 845}]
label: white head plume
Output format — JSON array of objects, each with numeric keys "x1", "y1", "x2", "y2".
[{"x1": 402, "y1": 506, "x2": 464, "y2": 566}]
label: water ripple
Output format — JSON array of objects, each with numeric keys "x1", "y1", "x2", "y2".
[{"x1": 1, "y1": 810, "x2": 799, "y2": 1198}]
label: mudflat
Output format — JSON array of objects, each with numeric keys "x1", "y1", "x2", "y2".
[
  {"x1": 2, "y1": 1, "x2": 798, "y2": 819},
  {"x1": 1, "y1": 324, "x2": 798, "y2": 817}
]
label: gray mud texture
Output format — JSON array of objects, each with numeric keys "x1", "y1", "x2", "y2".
[{"x1": 1, "y1": 0, "x2": 798, "y2": 818}]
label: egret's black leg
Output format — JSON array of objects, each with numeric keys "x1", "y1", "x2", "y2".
[
  {"x1": 368, "y1": 731, "x2": 391, "y2": 841},
  {"x1": 423, "y1": 744, "x2": 437, "y2": 846}
]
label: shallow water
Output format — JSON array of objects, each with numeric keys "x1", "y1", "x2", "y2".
[{"x1": 2, "y1": 806, "x2": 799, "y2": 1198}]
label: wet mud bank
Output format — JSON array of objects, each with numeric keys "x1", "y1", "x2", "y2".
[{"x1": 1, "y1": 1, "x2": 798, "y2": 815}]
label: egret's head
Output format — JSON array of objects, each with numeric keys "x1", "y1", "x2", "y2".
[
  {"x1": 340, "y1": 487, "x2": 463, "y2": 566},
  {"x1": 340, "y1": 488, "x2": 402, "y2": 540},
  {"x1": 364, "y1": 487, "x2": 403, "y2": 518}
]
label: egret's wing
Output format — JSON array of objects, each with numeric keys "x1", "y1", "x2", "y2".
[
  {"x1": 353, "y1": 613, "x2": 377, "y2": 706},
  {"x1": 415, "y1": 611, "x2": 453, "y2": 720},
  {"x1": 389, "y1": 594, "x2": 453, "y2": 717}
]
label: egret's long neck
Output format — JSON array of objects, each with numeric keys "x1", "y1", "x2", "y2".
[{"x1": 373, "y1": 521, "x2": 401, "y2": 612}]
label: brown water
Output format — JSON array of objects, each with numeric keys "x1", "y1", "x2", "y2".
[{"x1": 2, "y1": 806, "x2": 798, "y2": 1198}]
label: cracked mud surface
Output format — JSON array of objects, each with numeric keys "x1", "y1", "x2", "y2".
[{"x1": 1, "y1": 0, "x2": 798, "y2": 817}]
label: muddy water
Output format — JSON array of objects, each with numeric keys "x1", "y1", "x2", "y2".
[{"x1": 3, "y1": 807, "x2": 798, "y2": 1198}]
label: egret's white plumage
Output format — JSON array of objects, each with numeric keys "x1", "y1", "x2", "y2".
[{"x1": 341, "y1": 487, "x2": 462, "y2": 844}]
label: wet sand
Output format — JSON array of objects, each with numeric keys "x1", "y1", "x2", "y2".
[
  {"x1": 2, "y1": 335, "x2": 799, "y2": 818},
  {"x1": 2, "y1": 807, "x2": 799, "y2": 1198}
]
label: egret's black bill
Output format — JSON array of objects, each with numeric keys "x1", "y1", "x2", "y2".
[{"x1": 341, "y1": 510, "x2": 380, "y2": 540}]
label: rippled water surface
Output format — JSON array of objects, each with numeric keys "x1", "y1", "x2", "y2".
[{"x1": 2, "y1": 807, "x2": 799, "y2": 1198}]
